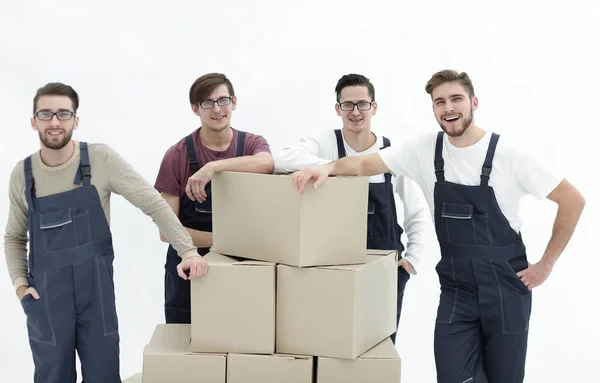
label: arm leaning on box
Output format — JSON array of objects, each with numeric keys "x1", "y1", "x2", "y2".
[
  {"x1": 103, "y1": 146, "x2": 207, "y2": 278},
  {"x1": 185, "y1": 140, "x2": 274, "y2": 202},
  {"x1": 159, "y1": 192, "x2": 213, "y2": 248},
  {"x1": 395, "y1": 175, "x2": 429, "y2": 275},
  {"x1": 273, "y1": 133, "x2": 331, "y2": 174}
]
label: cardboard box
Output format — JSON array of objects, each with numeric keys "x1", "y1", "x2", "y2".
[
  {"x1": 276, "y1": 250, "x2": 398, "y2": 359},
  {"x1": 122, "y1": 373, "x2": 142, "y2": 383},
  {"x1": 211, "y1": 172, "x2": 369, "y2": 267},
  {"x1": 317, "y1": 338, "x2": 402, "y2": 382},
  {"x1": 227, "y1": 353, "x2": 313, "y2": 383},
  {"x1": 189, "y1": 252, "x2": 276, "y2": 354},
  {"x1": 142, "y1": 324, "x2": 226, "y2": 383}
]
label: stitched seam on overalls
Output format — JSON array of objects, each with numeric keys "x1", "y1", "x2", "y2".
[
  {"x1": 33, "y1": 271, "x2": 57, "y2": 346},
  {"x1": 95, "y1": 258, "x2": 117, "y2": 336},
  {"x1": 490, "y1": 260, "x2": 506, "y2": 334},
  {"x1": 461, "y1": 377, "x2": 474, "y2": 383},
  {"x1": 448, "y1": 258, "x2": 459, "y2": 323},
  {"x1": 484, "y1": 212, "x2": 492, "y2": 245}
]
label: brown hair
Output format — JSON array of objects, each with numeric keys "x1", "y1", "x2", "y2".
[
  {"x1": 189, "y1": 73, "x2": 235, "y2": 105},
  {"x1": 425, "y1": 70, "x2": 475, "y2": 98},
  {"x1": 33, "y1": 82, "x2": 80, "y2": 114}
]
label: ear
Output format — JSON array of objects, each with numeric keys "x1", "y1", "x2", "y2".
[
  {"x1": 30, "y1": 117, "x2": 37, "y2": 131},
  {"x1": 335, "y1": 103, "x2": 342, "y2": 117},
  {"x1": 231, "y1": 96, "x2": 237, "y2": 111},
  {"x1": 371, "y1": 101, "x2": 378, "y2": 116},
  {"x1": 472, "y1": 96, "x2": 479, "y2": 111},
  {"x1": 74, "y1": 116, "x2": 80, "y2": 130},
  {"x1": 191, "y1": 104, "x2": 200, "y2": 116}
]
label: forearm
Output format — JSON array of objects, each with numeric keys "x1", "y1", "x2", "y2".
[
  {"x1": 540, "y1": 196, "x2": 585, "y2": 267},
  {"x1": 161, "y1": 227, "x2": 212, "y2": 248},
  {"x1": 4, "y1": 237, "x2": 29, "y2": 291},
  {"x1": 211, "y1": 154, "x2": 274, "y2": 174},
  {"x1": 328, "y1": 153, "x2": 388, "y2": 177},
  {"x1": 274, "y1": 149, "x2": 330, "y2": 173}
]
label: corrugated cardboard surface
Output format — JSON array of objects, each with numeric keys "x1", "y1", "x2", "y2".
[
  {"x1": 122, "y1": 373, "x2": 142, "y2": 383},
  {"x1": 317, "y1": 338, "x2": 402, "y2": 382},
  {"x1": 211, "y1": 171, "x2": 369, "y2": 267},
  {"x1": 142, "y1": 324, "x2": 226, "y2": 383},
  {"x1": 227, "y1": 353, "x2": 313, "y2": 383},
  {"x1": 276, "y1": 250, "x2": 398, "y2": 359},
  {"x1": 189, "y1": 252, "x2": 275, "y2": 354}
]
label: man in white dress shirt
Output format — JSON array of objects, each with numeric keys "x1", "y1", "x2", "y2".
[{"x1": 273, "y1": 73, "x2": 430, "y2": 343}]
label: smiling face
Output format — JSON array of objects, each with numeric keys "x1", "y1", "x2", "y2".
[
  {"x1": 431, "y1": 81, "x2": 478, "y2": 137},
  {"x1": 335, "y1": 85, "x2": 377, "y2": 134},
  {"x1": 30, "y1": 95, "x2": 78, "y2": 150},
  {"x1": 192, "y1": 84, "x2": 237, "y2": 133}
]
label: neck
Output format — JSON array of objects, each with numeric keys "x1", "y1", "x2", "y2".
[
  {"x1": 39, "y1": 141, "x2": 76, "y2": 167},
  {"x1": 199, "y1": 126, "x2": 233, "y2": 151},
  {"x1": 447, "y1": 124, "x2": 486, "y2": 148},
  {"x1": 342, "y1": 127, "x2": 376, "y2": 152}
]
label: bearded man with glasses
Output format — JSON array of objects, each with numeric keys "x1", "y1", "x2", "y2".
[{"x1": 4, "y1": 82, "x2": 208, "y2": 382}]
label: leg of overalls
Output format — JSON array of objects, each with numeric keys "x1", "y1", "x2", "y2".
[
  {"x1": 390, "y1": 266, "x2": 410, "y2": 344},
  {"x1": 164, "y1": 245, "x2": 191, "y2": 324},
  {"x1": 24, "y1": 269, "x2": 78, "y2": 383},
  {"x1": 475, "y1": 257, "x2": 532, "y2": 383},
  {"x1": 76, "y1": 256, "x2": 121, "y2": 382},
  {"x1": 434, "y1": 258, "x2": 489, "y2": 383}
]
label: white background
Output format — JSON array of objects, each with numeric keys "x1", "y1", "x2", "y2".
[{"x1": 0, "y1": 1, "x2": 597, "y2": 382}]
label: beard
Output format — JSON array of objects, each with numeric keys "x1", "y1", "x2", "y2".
[
  {"x1": 438, "y1": 107, "x2": 473, "y2": 137},
  {"x1": 38, "y1": 126, "x2": 73, "y2": 150}
]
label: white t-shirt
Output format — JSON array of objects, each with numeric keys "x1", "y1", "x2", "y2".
[
  {"x1": 274, "y1": 129, "x2": 430, "y2": 269},
  {"x1": 378, "y1": 131, "x2": 563, "y2": 233}
]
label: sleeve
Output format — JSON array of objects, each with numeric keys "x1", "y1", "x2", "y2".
[
  {"x1": 104, "y1": 146, "x2": 197, "y2": 258},
  {"x1": 512, "y1": 149, "x2": 563, "y2": 200},
  {"x1": 273, "y1": 132, "x2": 331, "y2": 173},
  {"x1": 3, "y1": 163, "x2": 30, "y2": 290},
  {"x1": 395, "y1": 175, "x2": 430, "y2": 272},
  {"x1": 154, "y1": 144, "x2": 183, "y2": 196},
  {"x1": 245, "y1": 134, "x2": 272, "y2": 155},
  {"x1": 377, "y1": 133, "x2": 423, "y2": 183}
]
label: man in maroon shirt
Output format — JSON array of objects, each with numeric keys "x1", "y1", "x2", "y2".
[{"x1": 154, "y1": 73, "x2": 273, "y2": 323}]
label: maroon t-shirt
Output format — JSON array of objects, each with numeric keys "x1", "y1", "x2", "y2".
[{"x1": 154, "y1": 127, "x2": 271, "y2": 199}]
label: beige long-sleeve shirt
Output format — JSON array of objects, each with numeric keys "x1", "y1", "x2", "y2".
[{"x1": 4, "y1": 141, "x2": 198, "y2": 291}]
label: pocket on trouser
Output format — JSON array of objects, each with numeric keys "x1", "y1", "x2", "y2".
[
  {"x1": 490, "y1": 260, "x2": 532, "y2": 334},
  {"x1": 21, "y1": 273, "x2": 56, "y2": 346},
  {"x1": 95, "y1": 257, "x2": 119, "y2": 336},
  {"x1": 435, "y1": 258, "x2": 458, "y2": 324}
]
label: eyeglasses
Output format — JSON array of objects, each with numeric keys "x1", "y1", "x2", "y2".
[
  {"x1": 34, "y1": 110, "x2": 75, "y2": 121},
  {"x1": 338, "y1": 101, "x2": 373, "y2": 111},
  {"x1": 199, "y1": 96, "x2": 233, "y2": 109}
]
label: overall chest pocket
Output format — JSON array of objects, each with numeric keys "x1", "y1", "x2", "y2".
[
  {"x1": 38, "y1": 208, "x2": 91, "y2": 253},
  {"x1": 441, "y1": 203, "x2": 491, "y2": 246}
]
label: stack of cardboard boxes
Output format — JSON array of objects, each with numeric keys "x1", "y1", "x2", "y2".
[{"x1": 124, "y1": 172, "x2": 402, "y2": 383}]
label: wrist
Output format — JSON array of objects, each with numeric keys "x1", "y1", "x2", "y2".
[{"x1": 16, "y1": 285, "x2": 28, "y2": 297}]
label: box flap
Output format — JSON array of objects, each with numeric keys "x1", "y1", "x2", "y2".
[
  {"x1": 204, "y1": 251, "x2": 237, "y2": 264},
  {"x1": 143, "y1": 324, "x2": 191, "y2": 355},
  {"x1": 319, "y1": 251, "x2": 396, "y2": 271},
  {"x1": 357, "y1": 338, "x2": 399, "y2": 359},
  {"x1": 366, "y1": 249, "x2": 398, "y2": 257}
]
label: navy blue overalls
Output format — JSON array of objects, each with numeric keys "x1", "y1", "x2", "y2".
[
  {"x1": 21, "y1": 142, "x2": 120, "y2": 383},
  {"x1": 432, "y1": 131, "x2": 532, "y2": 383},
  {"x1": 334, "y1": 129, "x2": 410, "y2": 344},
  {"x1": 164, "y1": 131, "x2": 246, "y2": 323}
]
